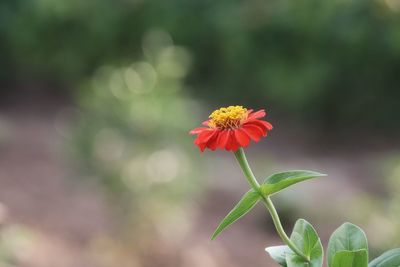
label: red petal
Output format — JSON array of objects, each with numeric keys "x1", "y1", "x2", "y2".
[
  {"x1": 216, "y1": 130, "x2": 230, "y2": 149},
  {"x1": 244, "y1": 121, "x2": 265, "y2": 135},
  {"x1": 227, "y1": 131, "x2": 240, "y2": 151},
  {"x1": 207, "y1": 131, "x2": 220, "y2": 151},
  {"x1": 194, "y1": 137, "x2": 203, "y2": 145},
  {"x1": 197, "y1": 129, "x2": 217, "y2": 144},
  {"x1": 234, "y1": 128, "x2": 251, "y2": 147},
  {"x1": 199, "y1": 142, "x2": 207, "y2": 152},
  {"x1": 246, "y1": 120, "x2": 273, "y2": 135},
  {"x1": 242, "y1": 124, "x2": 264, "y2": 141},
  {"x1": 225, "y1": 131, "x2": 234, "y2": 151},
  {"x1": 189, "y1": 127, "x2": 208, "y2": 134},
  {"x1": 247, "y1": 109, "x2": 266, "y2": 120},
  {"x1": 202, "y1": 120, "x2": 211, "y2": 126},
  {"x1": 258, "y1": 120, "x2": 273, "y2": 130},
  {"x1": 230, "y1": 138, "x2": 240, "y2": 151}
]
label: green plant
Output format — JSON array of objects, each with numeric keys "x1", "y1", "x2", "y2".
[{"x1": 190, "y1": 105, "x2": 400, "y2": 267}]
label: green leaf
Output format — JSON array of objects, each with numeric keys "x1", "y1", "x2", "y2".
[
  {"x1": 260, "y1": 170, "x2": 326, "y2": 196},
  {"x1": 332, "y1": 249, "x2": 368, "y2": 267},
  {"x1": 285, "y1": 219, "x2": 324, "y2": 267},
  {"x1": 266, "y1": 245, "x2": 291, "y2": 267},
  {"x1": 369, "y1": 248, "x2": 400, "y2": 267},
  {"x1": 211, "y1": 189, "x2": 261, "y2": 240},
  {"x1": 327, "y1": 223, "x2": 368, "y2": 267}
]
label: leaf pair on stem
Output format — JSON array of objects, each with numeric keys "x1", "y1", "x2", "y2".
[
  {"x1": 211, "y1": 170, "x2": 325, "y2": 240},
  {"x1": 212, "y1": 162, "x2": 326, "y2": 265}
]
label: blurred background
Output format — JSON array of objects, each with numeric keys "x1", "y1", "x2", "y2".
[{"x1": 0, "y1": 0, "x2": 400, "y2": 266}]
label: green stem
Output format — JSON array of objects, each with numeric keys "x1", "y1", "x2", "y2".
[
  {"x1": 234, "y1": 148, "x2": 260, "y2": 191},
  {"x1": 263, "y1": 197, "x2": 310, "y2": 261},
  {"x1": 234, "y1": 148, "x2": 310, "y2": 262}
]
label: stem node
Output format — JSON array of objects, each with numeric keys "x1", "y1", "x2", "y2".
[{"x1": 234, "y1": 148, "x2": 310, "y2": 263}]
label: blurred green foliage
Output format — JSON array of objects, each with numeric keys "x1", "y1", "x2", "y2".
[
  {"x1": 350, "y1": 155, "x2": 400, "y2": 256},
  {"x1": 2, "y1": 0, "x2": 400, "y2": 128},
  {"x1": 71, "y1": 35, "x2": 201, "y2": 266}
]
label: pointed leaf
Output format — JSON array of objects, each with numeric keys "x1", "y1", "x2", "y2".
[
  {"x1": 332, "y1": 249, "x2": 368, "y2": 267},
  {"x1": 266, "y1": 245, "x2": 291, "y2": 267},
  {"x1": 286, "y1": 219, "x2": 324, "y2": 267},
  {"x1": 261, "y1": 170, "x2": 326, "y2": 196},
  {"x1": 211, "y1": 189, "x2": 261, "y2": 240},
  {"x1": 369, "y1": 248, "x2": 400, "y2": 267},
  {"x1": 327, "y1": 223, "x2": 368, "y2": 267}
]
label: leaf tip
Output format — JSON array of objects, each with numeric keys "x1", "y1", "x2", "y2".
[
  {"x1": 210, "y1": 229, "x2": 220, "y2": 240},
  {"x1": 309, "y1": 171, "x2": 327, "y2": 177}
]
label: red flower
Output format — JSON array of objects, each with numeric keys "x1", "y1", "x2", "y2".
[{"x1": 190, "y1": 106, "x2": 273, "y2": 152}]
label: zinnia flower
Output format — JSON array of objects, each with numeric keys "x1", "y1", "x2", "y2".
[{"x1": 190, "y1": 105, "x2": 273, "y2": 152}]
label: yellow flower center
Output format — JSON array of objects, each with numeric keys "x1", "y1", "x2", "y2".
[{"x1": 209, "y1": 105, "x2": 248, "y2": 129}]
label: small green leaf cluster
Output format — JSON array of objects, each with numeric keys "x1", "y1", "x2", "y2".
[
  {"x1": 211, "y1": 170, "x2": 326, "y2": 240},
  {"x1": 327, "y1": 223, "x2": 368, "y2": 267},
  {"x1": 267, "y1": 221, "x2": 400, "y2": 267},
  {"x1": 266, "y1": 219, "x2": 323, "y2": 267}
]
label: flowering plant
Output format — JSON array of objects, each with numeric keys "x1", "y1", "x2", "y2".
[{"x1": 190, "y1": 106, "x2": 400, "y2": 267}]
